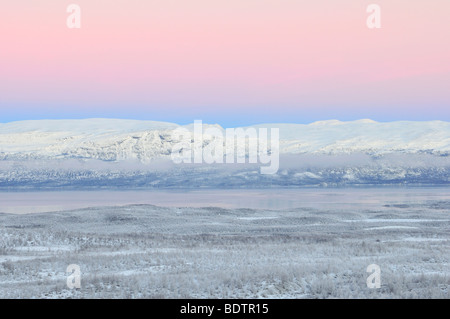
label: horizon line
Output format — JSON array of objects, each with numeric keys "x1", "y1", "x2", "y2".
[{"x1": 1, "y1": 117, "x2": 449, "y2": 128}]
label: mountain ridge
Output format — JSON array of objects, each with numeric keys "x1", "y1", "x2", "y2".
[
  {"x1": 0, "y1": 118, "x2": 448, "y2": 188},
  {"x1": 0, "y1": 119, "x2": 449, "y2": 162}
]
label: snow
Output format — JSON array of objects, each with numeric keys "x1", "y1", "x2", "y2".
[
  {"x1": 13, "y1": 245, "x2": 73, "y2": 252},
  {"x1": 365, "y1": 226, "x2": 419, "y2": 230},
  {"x1": 248, "y1": 120, "x2": 450, "y2": 153},
  {"x1": 0, "y1": 118, "x2": 179, "y2": 134},
  {"x1": 0, "y1": 119, "x2": 449, "y2": 162},
  {"x1": 236, "y1": 216, "x2": 278, "y2": 220},
  {"x1": 0, "y1": 119, "x2": 449, "y2": 188},
  {"x1": 355, "y1": 219, "x2": 447, "y2": 223},
  {"x1": 0, "y1": 196, "x2": 448, "y2": 298}
]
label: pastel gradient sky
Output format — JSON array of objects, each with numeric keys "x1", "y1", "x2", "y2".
[{"x1": 1, "y1": 0, "x2": 449, "y2": 126}]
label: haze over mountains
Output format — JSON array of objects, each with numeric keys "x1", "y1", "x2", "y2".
[{"x1": 0, "y1": 119, "x2": 449, "y2": 188}]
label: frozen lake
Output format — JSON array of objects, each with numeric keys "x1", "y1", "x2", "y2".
[{"x1": 0, "y1": 188, "x2": 448, "y2": 214}]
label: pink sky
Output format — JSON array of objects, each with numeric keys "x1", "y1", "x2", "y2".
[{"x1": 0, "y1": 0, "x2": 449, "y2": 125}]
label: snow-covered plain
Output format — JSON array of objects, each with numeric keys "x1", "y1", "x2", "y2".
[{"x1": 0, "y1": 197, "x2": 448, "y2": 298}]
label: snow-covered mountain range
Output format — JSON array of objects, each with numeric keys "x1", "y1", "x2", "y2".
[
  {"x1": 0, "y1": 119, "x2": 449, "y2": 161},
  {"x1": 0, "y1": 119, "x2": 449, "y2": 188}
]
